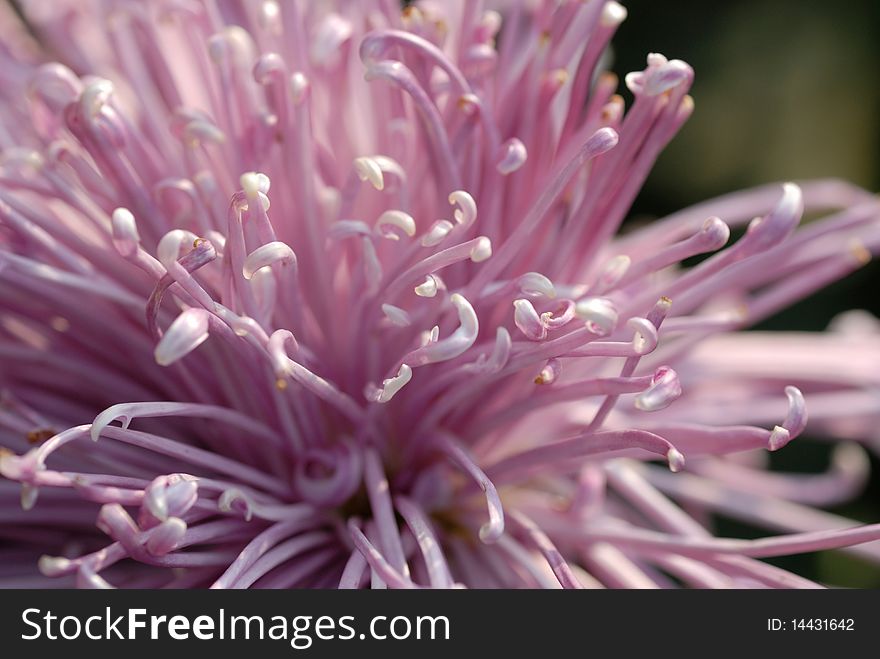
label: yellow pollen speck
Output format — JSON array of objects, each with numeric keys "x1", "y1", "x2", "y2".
[
  {"x1": 26, "y1": 428, "x2": 56, "y2": 444},
  {"x1": 601, "y1": 95, "x2": 623, "y2": 122},
  {"x1": 539, "y1": 30, "x2": 551, "y2": 46},
  {"x1": 599, "y1": 72, "x2": 618, "y2": 87},
  {"x1": 193, "y1": 238, "x2": 204, "y2": 248},
  {"x1": 849, "y1": 240, "x2": 871, "y2": 265},
  {"x1": 275, "y1": 378, "x2": 288, "y2": 391},
  {"x1": 534, "y1": 375, "x2": 545, "y2": 384},
  {"x1": 660, "y1": 296, "x2": 672, "y2": 305},
  {"x1": 551, "y1": 69, "x2": 568, "y2": 86}
]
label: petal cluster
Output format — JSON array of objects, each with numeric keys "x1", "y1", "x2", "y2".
[{"x1": 0, "y1": 0, "x2": 878, "y2": 589}]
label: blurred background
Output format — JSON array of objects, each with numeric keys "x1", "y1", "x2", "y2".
[{"x1": 614, "y1": 0, "x2": 880, "y2": 586}]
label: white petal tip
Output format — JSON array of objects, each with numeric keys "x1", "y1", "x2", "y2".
[
  {"x1": 371, "y1": 364, "x2": 413, "y2": 403},
  {"x1": 575, "y1": 297, "x2": 618, "y2": 335},
  {"x1": 518, "y1": 272, "x2": 556, "y2": 298},
  {"x1": 768, "y1": 425, "x2": 791, "y2": 451},
  {"x1": 377, "y1": 210, "x2": 416, "y2": 238},
  {"x1": 414, "y1": 275, "x2": 439, "y2": 298},
  {"x1": 381, "y1": 303, "x2": 412, "y2": 327},
  {"x1": 353, "y1": 157, "x2": 384, "y2": 190},
  {"x1": 478, "y1": 523, "x2": 502, "y2": 544},
  {"x1": 449, "y1": 190, "x2": 477, "y2": 227},
  {"x1": 155, "y1": 308, "x2": 210, "y2": 367},
  {"x1": 470, "y1": 236, "x2": 492, "y2": 262},
  {"x1": 666, "y1": 449, "x2": 685, "y2": 472},
  {"x1": 600, "y1": 1, "x2": 628, "y2": 27}
]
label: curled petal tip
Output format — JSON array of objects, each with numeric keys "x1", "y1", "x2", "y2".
[
  {"x1": 768, "y1": 425, "x2": 791, "y2": 452},
  {"x1": 518, "y1": 272, "x2": 555, "y2": 298},
  {"x1": 575, "y1": 297, "x2": 618, "y2": 335},
  {"x1": 157, "y1": 229, "x2": 200, "y2": 267},
  {"x1": 449, "y1": 190, "x2": 477, "y2": 227},
  {"x1": 243, "y1": 241, "x2": 297, "y2": 279},
  {"x1": 143, "y1": 476, "x2": 198, "y2": 523},
  {"x1": 496, "y1": 138, "x2": 527, "y2": 174},
  {"x1": 479, "y1": 327, "x2": 512, "y2": 374},
  {"x1": 377, "y1": 210, "x2": 416, "y2": 239},
  {"x1": 353, "y1": 156, "x2": 384, "y2": 190},
  {"x1": 154, "y1": 308, "x2": 210, "y2": 366},
  {"x1": 414, "y1": 275, "x2": 439, "y2": 298},
  {"x1": 626, "y1": 54, "x2": 693, "y2": 97},
  {"x1": 626, "y1": 317, "x2": 659, "y2": 355},
  {"x1": 405, "y1": 295, "x2": 478, "y2": 366},
  {"x1": 782, "y1": 385, "x2": 807, "y2": 439},
  {"x1": 644, "y1": 59, "x2": 693, "y2": 96},
  {"x1": 744, "y1": 183, "x2": 804, "y2": 252},
  {"x1": 634, "y1": 366, "x2": 682, "y2": 411},
  {"x1": 514, "y1": 299, "x2": 547, "y2": 341},
  {"x1": 91, "y1": 406, "x2": 131, "y2": 442},
  {"x1": 219, "y1": 489, "x2": 254, "y2": 521},
  {"x1": 369, "y1": 364, "x2": 413, "y2": 403}
]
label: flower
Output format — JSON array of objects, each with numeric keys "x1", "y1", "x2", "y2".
[{"x1": 0, "y1": 0, "x2": 878, "y2": 589}]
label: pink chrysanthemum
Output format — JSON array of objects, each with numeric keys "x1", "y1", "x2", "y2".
[{"x1": 0, "y1": 0, "x2": 879, "y2": 589}]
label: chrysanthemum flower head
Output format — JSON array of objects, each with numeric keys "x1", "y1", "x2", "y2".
[{"x1": 0, "y1": 0, "x2": 879, "y2": 588}]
